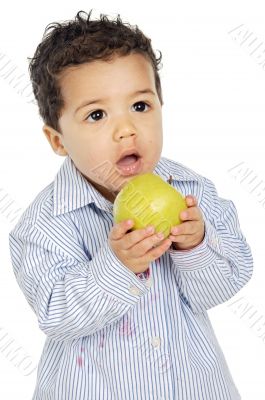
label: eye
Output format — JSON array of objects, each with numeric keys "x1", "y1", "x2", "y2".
[
  {"x1": 85, "y1": 109, "x2": 106, "y2": 123},
  {"x1": 133, "y1": 101, "x2": 150, "y2": 112},
  {"x1": 85, "y1": 101, "x2": 150, "y2": 123}
]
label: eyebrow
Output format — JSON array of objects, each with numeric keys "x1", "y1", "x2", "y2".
[{"x1": 74, "y1": 89, "x2": 156, "y2": 115}]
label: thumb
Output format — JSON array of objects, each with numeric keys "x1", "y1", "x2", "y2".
[
  {"x1": 186, "y1": 195, "x2": 196, "y2": 207},
  {"x1": 110, "y1": 219, "x2": 134, "y2": 240}
]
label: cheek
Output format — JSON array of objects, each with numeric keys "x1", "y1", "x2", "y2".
[
  {"x1": 84, "y1": 143, "x2": 112, "y2": 174},
  {"x1": 148, "y1": 134, "x2": 163, "y2": 152},
  {"x1": 66, "y1": 139, "x2": 98, "y2": 171}
]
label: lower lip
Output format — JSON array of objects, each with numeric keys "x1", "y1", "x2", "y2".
[{"x1": 116, "y1": 157, "x2": 142, "y2": 176}]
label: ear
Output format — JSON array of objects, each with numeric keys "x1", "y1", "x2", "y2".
[{"x1": 42, "y1": 125, "x2": 68, "y2": 156}]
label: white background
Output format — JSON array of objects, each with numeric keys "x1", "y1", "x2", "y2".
[{"x1": 1, "y1": 0, "x2": 265, "y2": 399}]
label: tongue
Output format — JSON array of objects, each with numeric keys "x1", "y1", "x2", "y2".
[{"x1": 117, "y1": 154, "x2": 138, "y2": 166}]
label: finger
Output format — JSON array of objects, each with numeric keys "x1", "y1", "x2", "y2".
[
  {"x1": 122, "y1": 225, "x2": 156, "y2": 250},
  {"x1": 179, "y1": 206, "x2": 202, "y2": 221},
  {"x1": 168, "y1": 234, "x2": 191, "y2": 243},
  {"x1": 136, "y1": 238, "x2": 172, "y2": 264},
  {"x1": 129, "y1": 231, "x2": 166, "y2": 257},
  {"x1": 170, "y1": 221, "x2": 198, "y2": 236},
  {"x1": 185, "y1": 195, "x2": 197, "y2": 207},
  {"x1": 146, "y1": 238, "x2": 172, "y2": 260},
  {"x1": 110, "y1": 219, "x2": 135, "y2": 240}
]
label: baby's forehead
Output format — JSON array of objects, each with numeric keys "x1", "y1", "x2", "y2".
[{"x1": 58, "y1": 54, "x2": 155, "y2": 105}]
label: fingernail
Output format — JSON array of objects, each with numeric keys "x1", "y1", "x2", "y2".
[
  {"x1": 127, "y1": 220, "x2": 133, "y2": 226},
  {"x1": 157, "y1": 232, "x2": 164, "y2": 239},
  {"x1": 146, "y1": 226, "x2": 154, "y2": 233}
]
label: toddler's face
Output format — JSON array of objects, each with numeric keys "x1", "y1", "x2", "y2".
[{"x1": 43, "y1": 52, "x2": 163, "y2": 202}]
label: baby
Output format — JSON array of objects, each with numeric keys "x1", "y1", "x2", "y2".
[{"x1": 9, "y1": 9, "x2": 253, "y2": 400}]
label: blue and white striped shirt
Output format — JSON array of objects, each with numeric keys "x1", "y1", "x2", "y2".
[{"x1": 9, "y1": 155, "x2": 253, "y2": 400}]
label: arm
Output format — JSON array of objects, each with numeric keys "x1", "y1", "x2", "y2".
[
  {"x1": 9, "y1": 222, "x2": 150, "y2": 342},
  {"x1": 168, "y1": 177, "x2": 253, "y2": 313}
]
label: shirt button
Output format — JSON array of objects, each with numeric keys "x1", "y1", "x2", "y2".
[
  {"x1": 151, "y1": 336, "x2": 161, "y2": 348},
  {"x1": 129, "y1": 286, "x2": 141, "y2": 296}
]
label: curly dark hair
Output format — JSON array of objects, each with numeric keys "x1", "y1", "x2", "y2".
[{"x1": 28, "y1": 9, "x2": 163, "y2": 133}]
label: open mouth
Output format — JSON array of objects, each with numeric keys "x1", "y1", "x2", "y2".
[
  {"x1": 116, "y1": 152, "x2": 142, "y2": 176},
  {"x1": 117, "y1": 153, "x2": 140, "y2": 166}
]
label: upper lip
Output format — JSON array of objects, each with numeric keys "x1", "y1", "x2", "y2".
[{"x1": 116, "y1": 148, "x2": 141, "y2": 163}]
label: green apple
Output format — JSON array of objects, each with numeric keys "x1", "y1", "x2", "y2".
[{"x1": 113, "y1": 173, "x2": 187, "y2": 238}]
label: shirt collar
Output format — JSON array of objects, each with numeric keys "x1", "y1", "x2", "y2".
[{"x1": 53, "y1": 155, "x2": 198, "y2": 217}]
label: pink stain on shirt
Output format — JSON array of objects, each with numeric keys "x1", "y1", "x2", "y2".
[
  {"x1": 135, "y1": 267, "x2": 150, "y2": 280},
  {"x1": 99, "y1": 333, "x2": 105, "y2": 348},
  {"x1": 77, "y1": 356, "x2": 83, "y2": 367},
  {"x1": 119, "y1": 319, "x2": 135, "y2": 336}
]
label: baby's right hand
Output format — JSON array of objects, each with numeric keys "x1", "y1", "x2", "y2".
[{"x1": 108, "y1": 220, "x2": 172, "y2": 274}]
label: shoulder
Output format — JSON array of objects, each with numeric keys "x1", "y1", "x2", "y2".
[
  {"x1": 157, "y1": 156, "x2": 206, "y2": 183},
  {"x1": 9, "y1": 181, "x2": 54, "y2": 234},
  {"x1": 157, "y1": 157, "x2": 220, "y2": 212}
]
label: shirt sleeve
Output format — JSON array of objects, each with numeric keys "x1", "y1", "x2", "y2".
[
  {"x1": 9, "y1": 221, "x2": 151, "y2": 342},
  {"x1": 168, "y1": 176, "x2": 253, "y2": 313}
]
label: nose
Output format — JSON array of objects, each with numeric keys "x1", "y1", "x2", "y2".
[{"x1": 112, "y1": 116, "x2": 137, "y2": 142}]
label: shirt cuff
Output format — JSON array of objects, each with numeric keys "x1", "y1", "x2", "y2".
[
  {"x1": 90, "y1": 241, "x2": 152, "y2": 306},
  {"x1": 168, "y1": 219, "x2": 222, "y2": 271}
]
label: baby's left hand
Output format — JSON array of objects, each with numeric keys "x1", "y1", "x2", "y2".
[{"x1": 169, "y1": 195, "x2": 205, "y2": 250}]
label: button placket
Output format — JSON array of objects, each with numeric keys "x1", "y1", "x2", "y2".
[{"x1": 151, "y1": 336, "x2": 161, "y2": 348}]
